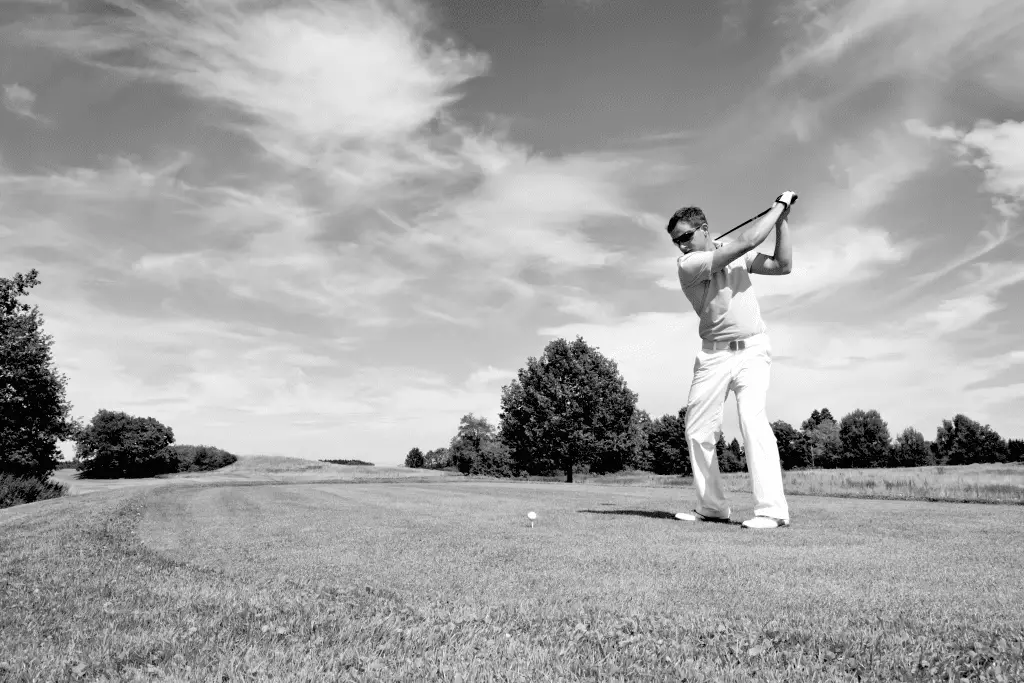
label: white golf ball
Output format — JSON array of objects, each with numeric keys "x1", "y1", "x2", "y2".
[{"x1": 527, "y1": 511, "x2": 537, "y2": 520}]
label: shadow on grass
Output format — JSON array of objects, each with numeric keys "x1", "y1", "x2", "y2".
[{"x1": 579, "y1": 509, "x2": 744, "y2": 525}]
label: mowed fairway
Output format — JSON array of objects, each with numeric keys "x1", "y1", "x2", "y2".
[{"x1": 3, "y1": 474, "x2": 1024, "y2": 682}]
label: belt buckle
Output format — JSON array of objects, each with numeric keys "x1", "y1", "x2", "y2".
[{"x1": 729, "y1": 340, "x2": 745, "y2": 351}]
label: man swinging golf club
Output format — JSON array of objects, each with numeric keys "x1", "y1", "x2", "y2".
[{"x1": 666, "y1": 191, "x2": 797, "y2": 529}]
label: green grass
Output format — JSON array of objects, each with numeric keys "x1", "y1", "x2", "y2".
[{"x1": 3, "y1": 473, "x2": 1024, "y2": 682}]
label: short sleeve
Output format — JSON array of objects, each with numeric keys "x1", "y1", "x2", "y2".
[{"x1": 677, "y1": 251, "x2": 713, "y2": 288}]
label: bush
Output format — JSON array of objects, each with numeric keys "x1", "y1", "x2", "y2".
[
  {"x1": 320, "y1": 459, "x2": 374, "y2": 466},
  {"x1": 160, "y1": 445, "x2": 237, "y2": 473},
  {"x1": 1008, "y1": 439, "x2": 1023, "y2": 463},
  {"x1": 0, "y1": 473, "x2": 67, "y2": 509},
  {"x1": 468, "y1": 439, "x2": 516, "y2": 477},
  {"x1": 404, "y1": 447, "x2": 425, "y2": 468},
  {"x1": 74, "y1": 410, "x2": 175, "y2": 478}
]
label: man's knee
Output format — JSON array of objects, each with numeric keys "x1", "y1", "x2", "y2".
[{"x1": 686, "y1": 423, "x2": 719, "y2": 448}]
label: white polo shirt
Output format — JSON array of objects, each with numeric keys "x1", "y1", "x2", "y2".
[{"x1": 677, "y1": 242, "x2": 767, "y2": 343}]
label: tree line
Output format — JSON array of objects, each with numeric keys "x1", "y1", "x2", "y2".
[
  {"x1": 406, "y1": 337, "x2": 1023, "y2": 480},
  {"x1": 1, "y1": 269, "x2": 237, "y2": 509}
]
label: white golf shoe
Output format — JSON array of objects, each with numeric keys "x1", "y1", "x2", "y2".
[
  {"x1": 740, "y1": 516, "x2": 790, "y2": 529},
  {"x1": 674, "y1": 510, "x2": 732, "y2": 524}
]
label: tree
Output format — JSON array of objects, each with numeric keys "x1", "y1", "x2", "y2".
[
  {"x1": 627, "y1": 409, "x2": 655, "y2": 471},
  {"x1": 468, "y1": 438, "x2": 515, "y2": 477},
  {"x1": 717, "y1": 435, "x2": 746, "y2": 473},
  {"x1": 799, "y1": 413, "x2": 842, "y2": 469},
  {"x1": 645, "y1": 408, "x2": 691, "y2": 475},
  {"x1": 771, "y1": 420, "x2": 803, "y2": 470},
  {"x1": 1009, "y1": 439, "x2": 1024, "y2": 463},
  {"x1": 74, "y1": 410, "x2": 175, "y2": 478},
  {"x1": 803, "y1": 408, "x2": 835, "y2": 430},
  {"x1": 452, "y1": 417, "x2": 507, "y2": 475},
  {"x1": 838, "y1": 409, "x2": 891, "y2": 469},
  {"x1": 935, "y1": 414, "x2": 1008, "y2": 465},
  {"x1": 499, "y1": 336, "x2": 642, "y2": 482},
  {"x1": 891, "y1": 427, "x2": 933, "y2": 467},
  {"x1": 422, "y1": 447, "x2": 451, "y2": 469},
  {"x1": 404, "y1": 447, "x2": 425, "y2": 468},
  {"x1": 1, "y1": 269, "x2": 80, "y2": 480}
]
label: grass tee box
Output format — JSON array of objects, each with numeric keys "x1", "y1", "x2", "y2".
[{"x1": 2, "y1": 458, "x2": 1024, "y2": 681}]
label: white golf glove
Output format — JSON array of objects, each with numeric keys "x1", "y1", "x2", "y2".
[{"x1": 775, "y1": 191, "x2": 798, "y2": 209}]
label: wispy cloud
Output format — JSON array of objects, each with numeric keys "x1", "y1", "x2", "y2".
[
  {"x1": 908, "y1": 118, "x2": 1024, "y2": 219},
  {"x1": 755, "y1": 0, "x2": 1024, "y2": 144},
  {"x1": 773, "y1": 0, "x2": 1024, "y2": 84},
  {"x1": 0, "y1": 0, "x2": 677, "y2": 461}
]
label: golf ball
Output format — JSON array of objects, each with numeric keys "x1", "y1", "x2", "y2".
[{"x1": 527, "y1": 511, "x2": 537, "y2": 520}]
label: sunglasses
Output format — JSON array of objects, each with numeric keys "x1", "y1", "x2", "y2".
[{"x1": 672, "y1": 224, "x2": 705, "y2": 245}]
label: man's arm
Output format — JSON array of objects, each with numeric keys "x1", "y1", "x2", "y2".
[
  {"x1": 749, "y1": 209, "x2": 792, "y2": 275},
  {"x1": 709, "y1": 198, "x2": 789, "y2": 273}
]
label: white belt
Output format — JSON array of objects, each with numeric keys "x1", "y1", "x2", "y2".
[{"x1": 702, "y1": 333, "x2": 766, "y2": 351}]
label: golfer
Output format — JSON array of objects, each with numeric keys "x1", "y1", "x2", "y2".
[{"x1": 666, "y1": 191, "x2": 796, "y2": 529}]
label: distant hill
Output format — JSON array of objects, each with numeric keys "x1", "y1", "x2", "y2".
[{"x1": 319, "y1": 459, "x2": 375, "y2": 466}]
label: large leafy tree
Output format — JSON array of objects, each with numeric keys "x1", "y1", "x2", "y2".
[
  {"x1": 838, "y1": 409, "x2": 891, "y2": 469},
  {"x1": 74, "y1": 410, "x2": 176, "y2": 478},
  {"x1": 934, "y1": 414, "x2": 1007, "y2": 465},
  {"x1": 499, "y1": 336, "x2": 642, "y2": 482},
  {"x1": 1, "y1": 269, "x2": 80, "y2": 480}
]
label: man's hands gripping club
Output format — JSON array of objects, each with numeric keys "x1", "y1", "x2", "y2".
[{"x1": 775, "y1": 191, "x2": 798, "y2": 210}]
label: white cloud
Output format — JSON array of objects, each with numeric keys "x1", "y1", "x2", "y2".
[
  {"x1": 465, "y1": 366, "x2": 518, "y2": 390},
  {"x1": 2, "y1": 83, "x2": 48, "y2": 122},
  {"x1": 915, "y1": 294, "x2": 1001, "y2": 335},
  {"x1": 756, "y1": 225, "x2": 914, "y2": 300},
  {"x1": 393, "y1": 137, "x2": 639, "y2": 271},
  {"x1": 18, "y1": 0, "x2": 487, "y2": 189}
]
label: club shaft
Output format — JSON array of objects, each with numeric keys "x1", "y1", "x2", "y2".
[
  {"x1": 714, "y1": 196, "x2": 796, "y2": 241},
  {"x1": 714, "y1": 206, "x2": 772, "y2": 241}
]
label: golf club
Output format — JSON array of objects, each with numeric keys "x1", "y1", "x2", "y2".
[{"x1": 715, "y1": 194, "x2": 798, "y2": 241}]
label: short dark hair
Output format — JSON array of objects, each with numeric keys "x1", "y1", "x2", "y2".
[{"x1": 666, "y1": 206, "x2": 707, "y2": 234}]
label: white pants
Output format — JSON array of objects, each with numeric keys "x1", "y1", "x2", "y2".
[{"x1": 684, "y1": 333, "x2": 789, "y2": 520}]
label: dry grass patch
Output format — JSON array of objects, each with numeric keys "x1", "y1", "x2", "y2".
[{"x1": 778, "y1": 463, "x2": 1024, "y2": 504}]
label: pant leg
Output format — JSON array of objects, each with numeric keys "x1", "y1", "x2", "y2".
[
  {"x1": 732, "y1": 338, "x2": 789, "y2": 520},
  {"x1": 685, "y1": 348, "x2": 733, "y2": 517}
]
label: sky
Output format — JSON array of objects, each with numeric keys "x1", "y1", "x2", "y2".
[{"x1": 1, "y1": 0, "x2": 1022, "y2": 465}]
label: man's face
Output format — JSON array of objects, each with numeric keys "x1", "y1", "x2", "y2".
[{"x1": 669, "y1": 221, "x2": 708, "y2": 254}]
